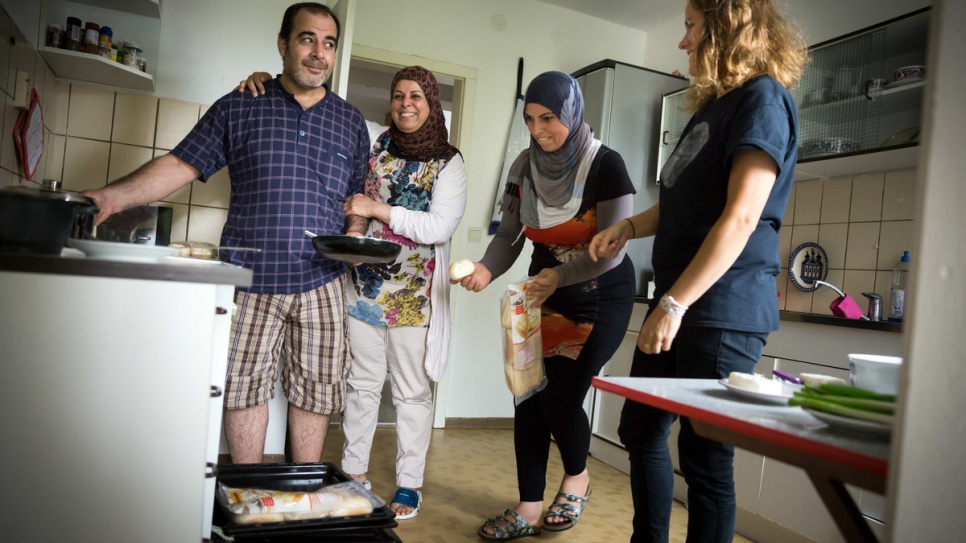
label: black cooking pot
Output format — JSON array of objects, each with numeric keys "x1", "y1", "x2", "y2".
[{"x1": 0, "y1": 185, "x2": 98, "y2": 254}]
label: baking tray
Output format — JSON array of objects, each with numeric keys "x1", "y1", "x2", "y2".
[
  {"x1": 210, "y1": 525, "x2": 402, "y2": 543},
  {"x1": 213, "y1": 463, "x2": 397, "y2": 538}
]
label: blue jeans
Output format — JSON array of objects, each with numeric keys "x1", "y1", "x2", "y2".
[{"x1": 618, "y1": 325, "x2": 767, "y2": 543}]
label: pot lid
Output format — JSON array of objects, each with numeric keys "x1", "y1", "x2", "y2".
[{"x1": 1, "y1": 185, "x2": 94, "y2": 204}]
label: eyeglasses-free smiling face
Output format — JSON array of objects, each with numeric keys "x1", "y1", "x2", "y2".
[
  {"x1": 391, "y1": 80, "x2": 430, "y2": 134},
  {"x1": 679, "y1": 2, "x2": 706, "y2": 77},
  {"x1": 278, "y1": 9, "x2": 338, "y2": 91},
  {"x1": 524, "y1": 103, "x2": 570, "y2": 153}
]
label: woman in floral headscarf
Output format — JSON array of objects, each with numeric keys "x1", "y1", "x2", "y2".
[{"x1": 457, "y1": 71, "x2": 636, "y2": 540}]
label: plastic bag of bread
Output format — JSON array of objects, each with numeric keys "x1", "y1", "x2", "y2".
[
  {"x1": 216, "y1": 481, "x2": 377, "y2": 524},
  {"x1": 501, "y1": 278, "x2": 547, "y2": 405},
  {"x1": 168, "y1": 240, "x2": 219, "y2": 260}
]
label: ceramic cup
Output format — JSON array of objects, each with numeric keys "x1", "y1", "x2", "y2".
[{"x1": 865, "y1": 78, "x2": 889, "y2": 99}]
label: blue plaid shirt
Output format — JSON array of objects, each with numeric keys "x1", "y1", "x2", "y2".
[{"x1": 172, "y1": 78, "x2": 370, "y2": 294}]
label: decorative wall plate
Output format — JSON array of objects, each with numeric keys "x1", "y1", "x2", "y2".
[{"x1": 788, "y1": 242, "x2": 829, "y2": 292}]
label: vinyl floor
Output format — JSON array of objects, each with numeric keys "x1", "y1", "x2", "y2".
[{"x1": 318, "y1": 426, "x2": 754, "y2": 543}]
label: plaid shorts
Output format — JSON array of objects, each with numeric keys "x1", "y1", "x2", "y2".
[{"x1": 224, "y1": 273, "x2": 350, "y2": 414}]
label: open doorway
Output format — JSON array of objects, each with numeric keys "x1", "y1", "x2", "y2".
[{"x1": 338, "y1": 46, "x2": 478, "y2": 428}]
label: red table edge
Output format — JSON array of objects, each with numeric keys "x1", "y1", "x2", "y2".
[{"x1": 592, "y1": 377, "x2": 888, "y2": 479}]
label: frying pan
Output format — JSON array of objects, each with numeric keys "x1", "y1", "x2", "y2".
[{"x1": 305, "y1": 230, "x2": 401, "y2": 264}]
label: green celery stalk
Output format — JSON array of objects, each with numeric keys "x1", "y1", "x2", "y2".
[
  {"x1": 807, "y1": 383, "x2": 897, "y2": 402},
  {"x1": 789, "y1": 395, "x2": 895, "y2": 425},
  {"x1": 792, "y1": 391, "x2": 894, "y2": 414}
]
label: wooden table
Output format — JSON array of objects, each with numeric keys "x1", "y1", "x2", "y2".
[{"x1": 592, "y1": 377, "x2": 889, "y2": 543}]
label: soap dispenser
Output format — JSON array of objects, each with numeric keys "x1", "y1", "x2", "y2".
[{"x1": 862, "y1": 292, "x2": 883, "y2": 322}]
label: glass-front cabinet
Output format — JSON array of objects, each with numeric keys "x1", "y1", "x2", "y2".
[{"x1": 658, "y1": 7, "x2": 930, "y2": 182}]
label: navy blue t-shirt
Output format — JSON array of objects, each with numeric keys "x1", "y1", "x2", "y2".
[{"x1": 654, "y1": 75, "x2": 798, "y2": 333}]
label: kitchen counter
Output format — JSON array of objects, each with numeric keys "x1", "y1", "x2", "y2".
[
  {"x1": 0, "y1": 251, "x2": 253, "y2": 287},
  {"x1": 780, "y1": 310, "x2": 902, "y2": 333},
  {"x1": 0, "y1": 250, "x2": 247, "y2": 541}
]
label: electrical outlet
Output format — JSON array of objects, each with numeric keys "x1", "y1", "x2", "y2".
[{"x1": 13, "y1": 70, "x2": 30, "y2": 110}]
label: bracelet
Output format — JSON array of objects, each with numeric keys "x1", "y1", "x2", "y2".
[
  {"x1": 659, "y1": 293, "x2": 688, "y2": 319},
  {"x1": 624, "y1": 218, "x2": 637, "y2": 238}
]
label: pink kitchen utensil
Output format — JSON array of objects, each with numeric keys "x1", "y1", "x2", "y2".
[{"x1": 814, "y1": 280, "x2": 866, "y2": 320}]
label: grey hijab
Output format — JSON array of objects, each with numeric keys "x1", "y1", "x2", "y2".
[{"x1": 507, "y1": 71, "x2": 600, "y2": 229}]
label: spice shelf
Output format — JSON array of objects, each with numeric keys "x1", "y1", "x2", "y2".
[{"x1": 39, "y1": 45, "x2": 154, "y2": 92}]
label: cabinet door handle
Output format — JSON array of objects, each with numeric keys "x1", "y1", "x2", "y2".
[
  {"x1": 205, "y1": 462, "x2": 218, "y2": 479},
  {"x1": 662, "y1": 130, "x2": 670, "y2": 145},
  {"x1": 210, "y1": 386, "x2": 223, "y2": 398},
  {"x1": 216, "y1": 307, "x2": 228, "y2": 315}
]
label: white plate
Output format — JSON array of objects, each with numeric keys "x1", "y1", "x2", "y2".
[
  {"x1": 880, "y1": 126, "x2": 920, "y2": 148},
  {"x1": 886, "y1": 76, "x2": 924, "y2": 88},
  {"x1": 803, "y1": 407, "x2": 892, "y2": 437},
  {"x1": 67, "y1": 239, "x2": 178, "y2": 263},
  {"x1": 718, "y1": 379, "x2": 800, "y2": 405}
]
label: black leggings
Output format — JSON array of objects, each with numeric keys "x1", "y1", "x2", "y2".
[{"x1": 512, "y1": 259, "x2": 634, "y2": 502}]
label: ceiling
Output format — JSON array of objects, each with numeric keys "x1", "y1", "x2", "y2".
[{"x1": 533, "y1": 0, "x2": 681, "y2": 32}]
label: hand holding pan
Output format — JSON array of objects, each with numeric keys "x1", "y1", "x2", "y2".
[{"x1": 304, "y1": 230, "x2": 401, "y2": 264}]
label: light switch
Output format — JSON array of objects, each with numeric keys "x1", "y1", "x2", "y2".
[
  {"x1": 14, "y1": 70, "x2": 30, "y2": 110},
  {"x1": 468, "y1": 227, "x2": 482, "y2": 242}
]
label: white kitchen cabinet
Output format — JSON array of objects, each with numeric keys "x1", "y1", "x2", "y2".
[
  {"x1": 38, "y1": 0, "x2": 160, "y2": 91},
  {"x1": 0, "y1": 257, "x2": 250, "y2": 543}
]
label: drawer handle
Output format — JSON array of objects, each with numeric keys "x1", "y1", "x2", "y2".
[
  {"x1": 662, "y1": 130, "x2": 670, "y2": 145},
  {"x1": 210, "y1": 386, "x2": 223, "y2": 398},
  {"x1": 205, "y1": 462, "x2": 218, "y2": 478},
  {"x1": 216, "y1": 307, "x2": 228, "y2": 315}
]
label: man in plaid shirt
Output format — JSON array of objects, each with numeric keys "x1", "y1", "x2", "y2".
[{"x1": 86, "y1": 3, "x2": 370, "y2": 464}]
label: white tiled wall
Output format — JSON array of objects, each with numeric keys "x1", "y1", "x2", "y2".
[
  {"x1": 0, "y1": 5, "x2": 229, "y2": 245},
  {"x1": 780, "y1": 170, "x2": 919, "y2": 316}
]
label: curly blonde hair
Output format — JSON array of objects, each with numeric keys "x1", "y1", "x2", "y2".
[{"x1": 685, "y1": 0, "x2": 809, "y2": 112}]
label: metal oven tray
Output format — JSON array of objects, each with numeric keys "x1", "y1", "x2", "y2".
[{"x1": 212, "y1": 463, "x2": 397, "y2": 539}]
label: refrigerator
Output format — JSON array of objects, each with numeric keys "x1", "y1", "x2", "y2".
[
  {"x1": 573, "y1": 60, "x2": 689, "y2": 478},
  {"x1": 572, "y1": 60, "x2": 688, "y2": 296}
]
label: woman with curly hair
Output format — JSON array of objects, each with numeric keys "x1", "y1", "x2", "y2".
[{"x1": 589, "y1": 0, "x2": 807, "y2": 541}]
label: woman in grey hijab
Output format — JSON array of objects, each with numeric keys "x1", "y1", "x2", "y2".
[{"x1": 457, "y1": 71, "x2": 636, "y2": 540}]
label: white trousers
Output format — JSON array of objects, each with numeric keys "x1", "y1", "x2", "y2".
[{"x1": 342, "y1": 319, "x2": 433, "y2": 489}]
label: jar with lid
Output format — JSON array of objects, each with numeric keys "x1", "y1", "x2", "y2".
[
  {"x1": 98, "y1": 26, "x2": 113, "y2": 58},
  {"x1": 82, "y1": 22, "x2": 100, "y2": 55},
  {"x1": 122, "y1": 42, "x2": 143, "y2": 68},
  {"x1": 64, "y1": 17, "x2": 82, "y2": 51},
  {"x1": 46, "y1": 24, "x2": 63, "y2": 49}
]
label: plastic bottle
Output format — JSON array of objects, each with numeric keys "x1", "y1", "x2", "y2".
[{"x1": 889, "y1": 250, "x2": 910, "y2": 322}]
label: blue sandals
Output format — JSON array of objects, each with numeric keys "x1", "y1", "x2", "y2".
[{"x1": 391, "y1": 487, "x2": 422, "y2": 520}]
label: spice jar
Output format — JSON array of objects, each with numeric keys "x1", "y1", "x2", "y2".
[
  {"x1": 82, "y1": 22, "x2": 100, "y2": 55},
  {"x1": 46, "y1": 24, "x2": 63, "y2": 48},
  {"x1": 64, "y1": 17, "x2": 82, "y2": 51},
  {"x1": 121, "y1": 42, "x2": 143, "y2": 68},
  {"x1": 98, "y1": 26, "x2": 113, "y2": 58}
]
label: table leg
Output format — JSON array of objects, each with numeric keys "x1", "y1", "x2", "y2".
[{"x1": 807, "y1": 473, "x2": 879, "y2": 543}]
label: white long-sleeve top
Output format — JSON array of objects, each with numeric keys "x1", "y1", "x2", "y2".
[{"x1": 387, "y1": 153, "x2": 467, "y2": 381}]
